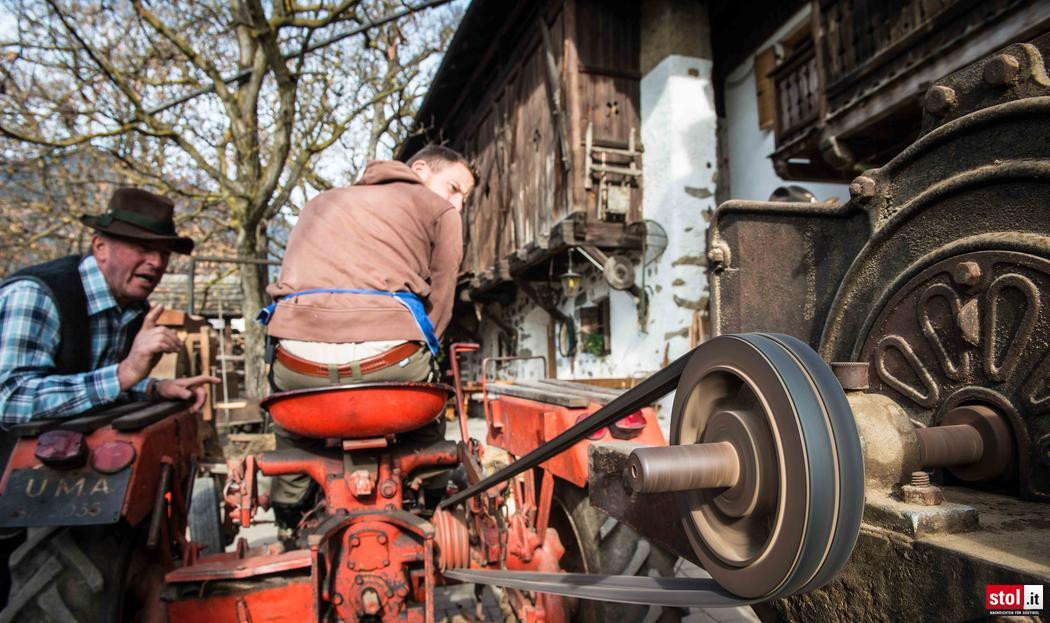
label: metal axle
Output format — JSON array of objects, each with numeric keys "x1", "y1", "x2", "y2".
[{"x1": 625, "y1": 442, "x2": 741, "y2": 493}]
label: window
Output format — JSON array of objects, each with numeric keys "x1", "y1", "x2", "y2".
[{"x1": 579, "y1": 299, "x2": 611, "y2": 356}]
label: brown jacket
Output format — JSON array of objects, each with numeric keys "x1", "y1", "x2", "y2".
[{"x1": 266, "y1": 161, "x2": 463, "y2": 343}]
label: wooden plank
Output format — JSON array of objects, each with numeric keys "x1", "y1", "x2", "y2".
[
  {"x1": 574, "y1": 377, "x2": 638, "y2": 390},
  {"x1": 483, "y1": 383, "x2": 590, "y2": 408},
  {"x1": 526, "y1": 379, "x2": 620, "y2": 404},
  {"x1": 532, "y1": 378, "x2": 623, "y2": 398}
]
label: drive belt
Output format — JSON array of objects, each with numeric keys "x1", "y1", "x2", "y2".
[
  {"x1": 441, "y1": 571, "x2": 758, "y2": 608},
  {"x1": 439, "y1": 333, "x2": 864, "y2": 608},
  {"x1": 439, "y1": 350, "x2": 692, "y2": 509}
]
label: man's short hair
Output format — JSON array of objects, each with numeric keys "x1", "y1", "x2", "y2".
[{"x1": 407, "y1": 145, "x2": 474, "y2": 179}]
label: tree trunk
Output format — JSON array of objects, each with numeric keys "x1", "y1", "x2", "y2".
[{"x1": 236, "y1": 227, "x2": 270, "y2": 400}]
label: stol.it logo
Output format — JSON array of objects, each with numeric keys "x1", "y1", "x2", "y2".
[{"x1": 985, "y1": 584, "x2": 1043, "y2": 614}]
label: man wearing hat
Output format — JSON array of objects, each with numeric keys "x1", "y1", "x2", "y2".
[{"x1": 0, "y1": 187, "x2": 218, "y2": 426}]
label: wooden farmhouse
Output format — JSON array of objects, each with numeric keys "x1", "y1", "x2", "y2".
[{"x1": 401, "y1": 0, "x2": 1048, "y2": 384}]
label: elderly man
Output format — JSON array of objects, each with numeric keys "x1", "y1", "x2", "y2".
[
  {"x1": 260, "y1": 145, "x2": 474, "y2": 540},
  {"x1": 0, "y1": 187, "x2": 218, "y2": 425},
  {"x1": 0, "y1": 187, "x2": 218, "y2": 605}
]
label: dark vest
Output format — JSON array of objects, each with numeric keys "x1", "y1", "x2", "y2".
[{"x1": 1, "y1": 255, "x2": 144, "y2": 374}]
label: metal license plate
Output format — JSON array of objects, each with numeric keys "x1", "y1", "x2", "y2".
[{"x1": 0, "y1": 466, "x2": 131, "y2": 527}]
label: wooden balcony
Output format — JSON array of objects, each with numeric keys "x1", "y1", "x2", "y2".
[{"x1": 770, "y1": 0, "x2": 1048, "y2": 181}]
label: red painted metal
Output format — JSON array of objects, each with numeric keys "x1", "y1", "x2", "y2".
[
  {"x1": 0, "y1": 405, "x2": 198, "y2": 623},
  {"x1": 433, "y1": 507, "x2": 469, "y2": 570},
  {"x1": 166, "y1": 547, "x2": 311, "y2": 582},
  {"x1": 610, "y1": 409, "x2": 648, "y2": 438},
  {"x1": 488, "y1": 394, "x2": 666, "y2": 487},
  {"x1": 166, "y1": 578, "x2": 317, "y2": 622},
  {"x1": 450, "y1": 342, "x2": 481, "y2": 444},
  {"x1": 0, "y1": 407, "x2": 198, "y2": 529},
  {"x1": 480, "y1": 354, "x2": 547, "y2": 426},
  {"x1": 90, "y1": 441, "x2": 136, "y2": 474},
  {"x1": 160, "y1": 381, "x2": 573, "y2": 623},
  {"x1": 261, "y1": 382, "x2": 453, "y2": 439}
]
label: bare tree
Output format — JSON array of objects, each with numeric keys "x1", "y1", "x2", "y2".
[{"x1": 0, "y1": 0, "x2": 460, "y2": 397}]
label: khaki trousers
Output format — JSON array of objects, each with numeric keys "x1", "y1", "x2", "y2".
[{"x1": 269, "y1": 343, "x2": 444, "y2": 507}]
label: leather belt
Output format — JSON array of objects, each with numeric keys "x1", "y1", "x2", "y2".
[{"x1": 275, "y1": 342, "x2": 422, "y2": 378}]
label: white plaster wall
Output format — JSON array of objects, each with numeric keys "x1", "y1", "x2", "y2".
[{"x1": 723, "y1": 7, "x2": 850, "y2": 203}]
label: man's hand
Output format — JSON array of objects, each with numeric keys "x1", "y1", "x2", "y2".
[
  {"x1": 117, "y1": 305, "x2": 183, "y2": 391},
  {"x1": 154, "y1": 375, "x2": 221, "y2": 412}
]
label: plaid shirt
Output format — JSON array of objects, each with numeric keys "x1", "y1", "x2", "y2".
[{"x1": 0, "y1": 255, "x2": 150, "y2": 426}]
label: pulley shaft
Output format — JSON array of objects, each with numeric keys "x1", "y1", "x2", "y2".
[
  {"x1": 913, "y1": 404, "x2": 1013, "y2": 482},
  {"x1": 915, "y1": 424, "x2": 983, "y2": 467},
  {"x1": 625, "y1": 442, "x2": 740, "y2": 493}
]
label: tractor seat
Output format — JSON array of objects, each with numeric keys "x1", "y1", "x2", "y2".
[{"x1": 261, "y1": 382, "x2": 452, "y2": 439}]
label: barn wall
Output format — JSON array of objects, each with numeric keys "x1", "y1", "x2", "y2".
[{"x1": 472, "y1": 1, "x2": 715, "y2": 423}]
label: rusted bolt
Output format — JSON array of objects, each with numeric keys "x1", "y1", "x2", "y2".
[
  {"x1": 707, "y1": 247, "x2": 725, "y2": 265},
  {"x1": 953, "y1": 261, "x2": 982, "y2": 287},
  {"x1": 350, "y1": 536, "x2": 360, "y2": 547},
  {"x1": 377, "y1": 534, "x2": 388, "y2": 545},
  {"x1": 902, "y1": 470, "x2": 943, "y2": 505},
  {"x1": 984, "y1": 54, "x2": 1020, "y2": 86},
  {"x1": 848, "y1": 176, "x2": 876, "y2": 202},
  {"x1": 925, "y1": 85, "x2": 957, "y2": 116},
  {"x1": 348, "y1": 561, "x2": 356, "y2": 570},
  {"x1": 355, "y1": 575, "x2": 364, "y2": 584},
  {"x1": 379, "y1": 479, "x2": 398, "y2": 498},
  {"x1": 382, "y1": 559, "x2": 389, "y2": 567}
]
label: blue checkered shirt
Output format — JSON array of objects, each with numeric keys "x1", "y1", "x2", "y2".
[{"x1": 0, "y1": 255, "x2": 151, "y2": 426}]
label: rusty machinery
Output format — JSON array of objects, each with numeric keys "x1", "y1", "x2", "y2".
[
  {"x1": 698, "y1": 36, "x2": 1050, "y2": 619},
  {"x1": 442, "y1": 36, "x2": 1050, "y2": 621}
]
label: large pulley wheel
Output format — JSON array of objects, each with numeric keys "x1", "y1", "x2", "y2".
[{"x1": 666, "y1": 333, "x2": 863, "y2": 599}]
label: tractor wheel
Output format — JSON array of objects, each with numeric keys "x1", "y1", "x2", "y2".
[
  {"x1": 0, "y1": 525, "x2": 135, "y2": 623},
  {"x1": 189, "y1": 474, "x2": 226, "y2": 556},
  {"x1": 548, "y1": 479, "x2": 681, "y2": 623}
]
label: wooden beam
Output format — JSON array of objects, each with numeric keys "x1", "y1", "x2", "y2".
[{"x1": 484, "y1": 382, "x2": 590, "y2": 408}]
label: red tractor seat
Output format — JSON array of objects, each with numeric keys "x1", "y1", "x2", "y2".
[{"x1": 261, "y1": 382, "x2": 452, "y2": 439}]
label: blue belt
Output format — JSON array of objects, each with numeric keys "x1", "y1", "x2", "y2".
[{"x1": 256, "y1": 288, "x2": 440, "y2": 356}]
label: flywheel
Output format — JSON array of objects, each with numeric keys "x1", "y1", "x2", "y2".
[
  {"x1": 445, "y1": 333, "x2": 864, "y2": 607},
  {"x1": 650, "y1": 333, "x2": 863, "y2": 599}
]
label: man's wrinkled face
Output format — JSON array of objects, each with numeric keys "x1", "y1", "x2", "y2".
[
  {"x1": 92, "y1": 234, "x2": 171, "y2": 307},
  {"x1": 411, "y1": 160, "x2": 475, "y2": 212}
]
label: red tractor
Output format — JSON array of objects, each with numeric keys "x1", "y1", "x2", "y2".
[
  {"x1": 0, "y1": 342, "x2": 673, "y2": 622},
  {"x1": 0, "y1": 400, "x2": 203, "y2": 622}
]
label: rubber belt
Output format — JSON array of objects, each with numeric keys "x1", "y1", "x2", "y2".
[{"x1": 437, "y1": 333, "x2": 863, "y2": 609}]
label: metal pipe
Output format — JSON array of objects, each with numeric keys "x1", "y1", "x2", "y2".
[
  {"x1": 916, "y1": 424, "x2": 984, "y2": 468},
  {"x1": 625, "y1": 442, "x2": 741, "y2": 493},
  {"x1": 147, "y1": 462, "x2": 173, "y2": 549},
  {"x1": 449, "y1": 342, "x2": 481, "y2": 445}
]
